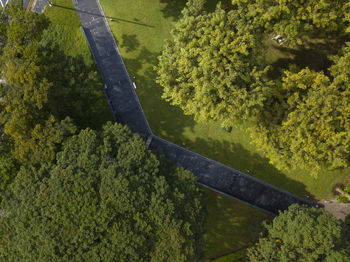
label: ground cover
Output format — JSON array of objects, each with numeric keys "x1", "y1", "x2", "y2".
[
  {"x1": 202, "y1": 188, "x2": 271, "y2": 260},
  {"x1": 212, "y1": 248, "x2": 246, "y2": 262}
]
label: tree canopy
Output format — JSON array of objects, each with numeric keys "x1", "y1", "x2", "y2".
[
  {"x1": 231, "y1": 0, "x2": 348, "y2": 47},
  {"x1": 248, "y1": 204, "x2": 350, "y2": 261},
  {"x1": 156, "y1": 0, "x2": 350, "y2": 175},
  {"x1": 156, "y1": 0, "x2": 271, "y2": 127},
  {"x1": 0, "y1": 122, "x2": 205, "y2": 262}
]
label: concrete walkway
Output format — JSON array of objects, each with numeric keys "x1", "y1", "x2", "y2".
[
  {"x1": 31, "y1": 0, "x2": 48, "y2": 13},
  {"x1": 73, "y1": 0, "x2": 314, "y2": 215}
]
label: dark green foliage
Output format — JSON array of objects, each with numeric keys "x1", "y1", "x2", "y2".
[
  {"x1": 248, "y1": 204, "x2": 350, "y2": 261},
  {"x1": 0, "y1": 122, "x2": 205, "y2": 262}
]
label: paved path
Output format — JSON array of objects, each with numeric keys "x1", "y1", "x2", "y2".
[
  {"x1": 73, "y1": 0, "x2": 314, "y2": 215},
  {"x1": 31, "y1": 0, "x2": 48, "y2": 13},
  {"x1": 73, "y1": 0, "x2": 152, "y2": 140}
]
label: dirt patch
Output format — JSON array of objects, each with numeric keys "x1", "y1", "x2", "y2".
[{"x1": 321, "y1": 200, "x2": 350, "y2": 221}]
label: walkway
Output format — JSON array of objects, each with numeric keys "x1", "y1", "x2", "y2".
[{"x1": 72, "y1": 0, "x2": 314, "y2": 215}]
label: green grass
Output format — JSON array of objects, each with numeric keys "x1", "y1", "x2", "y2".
[
  {"x1": 41, "y1": 0, "x2": 93, "y2": 65},
  {"x1": 212, "y1": 248, "x2": 247, "y2": 262},
  {"x1": 202, "y1": 188, "x2": 271, "y2": 260}
]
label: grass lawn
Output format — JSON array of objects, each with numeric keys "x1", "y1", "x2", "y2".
[
  {"x1": 212, "y1": 248, "x2": 247, "y2": 262},
  {"x1": 202, "y1": 188, "x2": 272, "y2": 260}
]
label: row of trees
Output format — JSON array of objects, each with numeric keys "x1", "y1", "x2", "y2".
[
  {"x1": 156, "y1": 0, "x2": 350, "y2": 175},
  {"x1": 0, "y1": 4, "x2": 206, "y2": 261}
]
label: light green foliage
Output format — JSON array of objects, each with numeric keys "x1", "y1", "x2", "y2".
[
  {"x1": 248, "y1": 204, "x2": 350, "y2": 261},
  {"x1": 156, "y1": 0, "x2": 271, "y2": 127},
  {"x1": 251, "y1": 40, "x2": 350, "y2": 174},
  {"x1": 232, "y1": 0, "x2": 348, "y2": 47},
  {"x1": 0, "y1": 122, "x2": 205, "y2": 262}
]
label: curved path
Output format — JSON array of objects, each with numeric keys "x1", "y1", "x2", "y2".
[{"x1": 73, "y1": 0, "x2": 315, "y2": 215}]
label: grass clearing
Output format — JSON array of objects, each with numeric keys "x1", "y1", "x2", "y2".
[
  {"x1": 212, "y1": 248, "x2": 247, "y2": 262},
  {"x1": 202, "y1": 188, "x2": 272, "y2": 260}
]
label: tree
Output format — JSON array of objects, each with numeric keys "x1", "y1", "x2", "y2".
[
  {"x1": 0, "y1": 4, "x2": 77, "y2": 164},
  {"x1": 248, "y1": 204, "x2": 350, "y2": 261},
  {"x1": 232, "y1": 0, "x2": 348, "y2": 47},
  {"x1": 250, "y1": 42, "x2": 350, "y2": 175},
  {"x1": 0, "y1": 122, "x2": 206, "y2": 262},
  {"x1": 156, "y1": 0, "x2": 271, "y2": 127}
]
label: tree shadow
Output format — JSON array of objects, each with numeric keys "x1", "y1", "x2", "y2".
[
  {"x1": 121, "y1": 34, "x2": 140, "y2": 53},
  {"x1": 159, "y1": 0, "x2": 188, "y2": 19},
  {"x1": 40, "y1": 42, "x2": 113, "y2": 130},
  {"x1": 202, "y1": 187, "x2": 272, "y2": 260},
  {"x1": 268, "y1": 37, "x2": 347, "y2": 79}
]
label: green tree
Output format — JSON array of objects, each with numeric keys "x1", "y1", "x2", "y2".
[
  {"x1": 248, "y1": 204, "x2": 350, "y2": 261},
  {"x1": 156, "y1": 0, "x2": 271, "y2": 127},
  {"x1": 0, "y1": 122, "x2": 205, "y2": 262},
  {"x1": 232, "y1": 0, "x2": 348, "y2": 47},
  {"x1": 251, "y1": 42, "x2": 350, "y2": 175}
]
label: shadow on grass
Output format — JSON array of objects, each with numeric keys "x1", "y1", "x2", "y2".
[
  {"x1": 202, "y1": 187, "x2": 272, "y2": 260},
  {"x1": 121, "y1": 34, "x2": 140, "y2": 53},
  {"x1": 41, "y1": 42, "x2": 113, "y2": 130},
  {"x1": 159, "y1": 0, "x2": 188, "y2": 19},
  {"x1": 159, "y1": 0, "x2": 229, "y2": 19}
]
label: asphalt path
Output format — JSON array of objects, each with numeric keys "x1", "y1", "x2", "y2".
[{"x1": 73, "y1": 0, "x2": 152, "y2": 139}]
